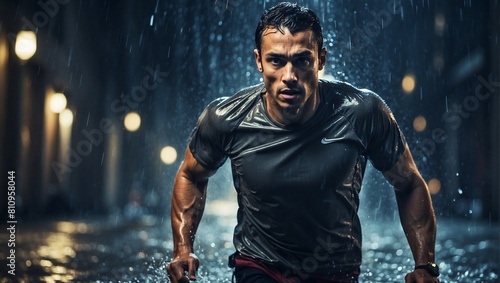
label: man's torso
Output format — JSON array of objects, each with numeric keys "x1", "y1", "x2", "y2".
[{"x1": 189, "y1": 80, "x2": 405, "y2": 275}]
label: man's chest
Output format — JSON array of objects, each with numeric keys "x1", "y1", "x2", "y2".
[{"x1": 228, "y1": 122, "x2": 362, "y2": 196}]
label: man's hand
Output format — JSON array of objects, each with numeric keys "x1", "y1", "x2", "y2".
[
  {"x1": 166, "y1": 253, "x2": 199, "y2": 283},
  {"x1": 405, "y1": 269, "x2": 439, "y2": 283}
]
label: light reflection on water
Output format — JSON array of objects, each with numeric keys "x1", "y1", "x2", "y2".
[{"x1": 0, "y1": 205, "x2": 498, "y2": 282}]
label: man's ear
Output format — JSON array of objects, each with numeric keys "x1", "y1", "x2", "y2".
[
  {"x1": 318, "y1": 47, "x2": 327, "y2": 71},
  {"x1": 254, "y1": 49, "x2": 263, "y2": 73}
]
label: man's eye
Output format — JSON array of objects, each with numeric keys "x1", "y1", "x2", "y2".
[
  {"x1": 295, "y1": 58, "x2": 311, "y2": 67},
  {"x1": 268, "y1": 58, "x2": 283, "y2": 66}
]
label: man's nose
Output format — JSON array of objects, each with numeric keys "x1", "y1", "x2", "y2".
[{"x1": 282, "y1": 62, "x2": 298, "y2": 83}]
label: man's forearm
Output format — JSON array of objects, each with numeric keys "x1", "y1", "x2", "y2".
[
  {"x1": 396, "y1": 184, "x2": 437, "y2": 266},
  {"x1": 171, "y1": 172, "x2": 208, "y2": 256}
]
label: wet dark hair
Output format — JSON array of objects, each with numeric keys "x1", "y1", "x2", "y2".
[{"x1": 255, "y1": 2, "x2": 323, "y2": 53}]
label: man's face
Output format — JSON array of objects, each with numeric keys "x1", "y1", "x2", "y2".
[{"x1": 254, "y1": 27, "x2": 326, "y2": 125}]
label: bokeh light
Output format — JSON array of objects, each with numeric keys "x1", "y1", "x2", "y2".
[
  {"x1": 15, "y1": 30, "x2": 37, "y2": 60},
  {"x1": 59, "y1": 109, "x2": 73, "y2": 127},
  {"x1": 402, "y1": 74, "x2": 416, "y2": 94},
  {"x1": 428, "y1": 178, "x2": 441, "y2": 195},
  {"x1": 49, "y1": 93, "x2": 67, "y2": 114},
  {"x1": 413, "y1": 115, "x2": 427, "y2": 132},
  {"x1": 435, "y1": 14, "x2": 446, "y2": 36},
  {"x1": 160, "y1": 146, "x2": 177, "y2": 165},
  {"x1": 124, "y1": 112, "x2": 141, "y2": 132}
]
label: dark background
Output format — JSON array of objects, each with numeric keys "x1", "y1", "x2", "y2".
[{"x1": 1, "y1": 0, "x2": 499, "y2": 223}]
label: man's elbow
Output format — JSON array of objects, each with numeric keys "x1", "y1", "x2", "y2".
[{"x1": 392, "y1": 172, "x2": 428, "y2": 196}]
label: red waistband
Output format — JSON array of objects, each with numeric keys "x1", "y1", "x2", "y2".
[{"x1": 234, "y1": 253, "x2": 360, "y2": 283}]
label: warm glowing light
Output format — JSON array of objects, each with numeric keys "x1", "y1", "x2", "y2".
[
  {"x1": 59, "y1": 109, "x2": 73, "y2": 127},
  {"x1": 37, "y1": 227, "x2": 77, "y2": 282},
  {"x1": 21, "y1": 126, "x2": 31, "y2": 148},
  {"x1": 40, "y1": 259, "x2": 53, "y2": 267},
  {"x1": 160, "y1": 146, "x2": 177, "y2": 165},
  {"x1": 413, "y1": 115, "x2": 427, "y2": 132},
  {"x1": 435, "y1": 14, "x2": 446, "y2": 36},
  {"x1": 49, "y1": 93, "x2": 67, "y2": 113},
  {"x1": 402, "y1": 74, "x2": 416, "y2": 94},
  {"x1": 428, "y1": 178, "x2": 441, "y2": 195},
  {"x1": 56, "y1": 221, "x2": 77, "y2": 233},
  {"x1": 124, "y1": 112, "x2": 141, "y2": 132},
  {"x1": 15, "y1": 31, "x2": 37, "y2": 60}
]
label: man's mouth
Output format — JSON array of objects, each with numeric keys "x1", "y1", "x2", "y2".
[{"x1": 280, "y1": 88, "x2": 301, "y2": 99}]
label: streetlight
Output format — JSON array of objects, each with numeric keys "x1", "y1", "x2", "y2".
[
  {"x1": 124, "y1": 112, "x2": 141, "y2": 132},
  {"x1": 59, "y1": 108, "x2": 73, "y2": 127},
  {"x1": 15, "y1": 31, "x2": 37, "y2": 61},
  {"x1": 160, "y1": 146, "x2": 177, "y2": 165},
  {"x1": 49, "y1": 92, "x2": 67, "y2": 113}
]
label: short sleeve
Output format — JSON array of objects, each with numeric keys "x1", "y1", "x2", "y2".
[
  {"x1": 363, "y1": 92, "x2": 406, "y2": 172},
  {"x1": 188, "y1": 98, "x2": 230, "y2": 170}
]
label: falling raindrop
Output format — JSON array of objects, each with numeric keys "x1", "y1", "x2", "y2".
[
  {"x1": 86, "y1": 112, "x2": 90, "y2": 127},
  {"x1": 67, "y1": 47, "x2": 73, "y2": 67}
]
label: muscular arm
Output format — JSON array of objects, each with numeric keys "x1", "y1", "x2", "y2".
[
  {"x1": 383, "y1": 144, "x2": 438, "y2": 281},
  {"x1": 167, "y1": 147, "x2": 216, "y2": 282}
]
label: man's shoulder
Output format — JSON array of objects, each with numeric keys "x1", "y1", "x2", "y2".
[
  {"x1": 219, "y1": 83, "x2": 265, "y2": 106},
  {"x1": 200, "y1": 83, "x2": 264, "y2": 129},
  {"x1": 320, "y1": 79, "x2": 384, "y2": 111},
  {"x1": 320, "y1": 79, "x2": 361, "y2": 95}
]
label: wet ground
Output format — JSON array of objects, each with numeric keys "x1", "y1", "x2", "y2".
[{"x1": 0, "y1": 200, "x2": 498, "y2": 283}]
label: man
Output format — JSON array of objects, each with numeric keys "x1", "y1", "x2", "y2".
[{"x1": 166, "y1": 2, "x2": 439, "y2": 283}]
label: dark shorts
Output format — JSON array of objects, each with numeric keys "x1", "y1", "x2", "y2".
[
  {"x1": 235, "y1": 267, "x2": 280, "y2": 283},
  {"x1": 231, "y1": 253, "x2": 360, "y2": 283}
]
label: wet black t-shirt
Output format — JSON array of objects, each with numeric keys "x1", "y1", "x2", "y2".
[{"x1": 189, "y1": 80, "x2": 406, "y2": 276}]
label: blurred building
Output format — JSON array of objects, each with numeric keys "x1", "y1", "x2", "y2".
[{"x1": 1, "y1": 0, "x2": 126, "y2": 217}]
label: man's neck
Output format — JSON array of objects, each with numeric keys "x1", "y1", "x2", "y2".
[{"x1": 265, "y1": 89, "x2": 321, "y2": 127}]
